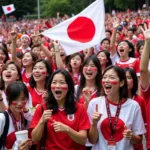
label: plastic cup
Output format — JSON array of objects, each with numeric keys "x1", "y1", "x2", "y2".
[{"x1": 15, "y1": 130, "x2": 28, "y2": 143}]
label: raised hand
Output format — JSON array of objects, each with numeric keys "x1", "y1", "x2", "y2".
[
  {"x1": 112, "y1": 17, "x2": 120, "y2": 29},
  {"x1": 40, "y1": 109, "x2": 53, "y2": 125},
  {"x1": 82, "y1": 87, "x2": 92, "y2": 106},
  {"x1": 10, "y1": 28, "x2": 17, "y2": 41},
  {"x1": 140, "y1": 24, "x2": 150, "y2": 40},
  {"x1": 92, "y1": 104, "x2": 101, "y2": 126}
]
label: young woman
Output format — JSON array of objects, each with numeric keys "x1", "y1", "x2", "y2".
[
  {"x1": 68, "y1": 53, "x2": 84, "y2": 85},
  {"x1": 96, "y1": 50, "x2": 112, "y2": 73},
  {"x1": 0, "y1": 61, "x2": 32, "y2": 112},
  {"x1": 0, "y1": 81, "x2": 32, "y2": 149},
  {"x1": 0, "y1": 46, "x2": 9, "y2": 64},
  {"x1": 88, "y1": 66, "x2": 146, "y2": 150},
  {"x1": 76, "y1": 55, "x2": 102, "y2": 108},
  {"x1": 28, "y1": 59, "x2": 51, "y2": 107},
  {"x1": 30, "y1": 69, "x2": 90, "y2": 150},
  {"x1": 21, "y1": 51, "x2": 38, "y2": 86},
  {"x1": 125, "y1": 67, "x2": 147, "y2": 150}
]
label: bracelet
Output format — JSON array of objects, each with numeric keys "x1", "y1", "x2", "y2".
[{"x1": 0, "y1": 98, "x2": 3, "y2": 101}]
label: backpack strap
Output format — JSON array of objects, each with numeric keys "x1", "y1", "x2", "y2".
[{"x1": 0, "y1": 111, "x2": 9, "y2": 150}]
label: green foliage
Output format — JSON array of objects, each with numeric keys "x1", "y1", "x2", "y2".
[
  {"x1": 41, "y1": 0, "x2": 73, "y2": 17},
  {"x1": 114, "y1": 0, "x2": 136, "y2": 10},
  {"x1": 0, "y1": 0, "x2": 36, "y2": 18}
]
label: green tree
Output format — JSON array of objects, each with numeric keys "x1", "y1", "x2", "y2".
[
  {"x1": 114, "y1": 0, "x2": 136, "y2": 10},
  {"x1": 41, "y1": 0, "x2": 73, "y2": 17},
  {"x1": 0, "y1": 0, "x2": 36, "y2": 19}
]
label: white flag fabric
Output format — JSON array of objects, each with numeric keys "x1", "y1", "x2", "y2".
[
  {"x1": 2, "y1": 4, "x2": 15, "y2": 15},
  {"x1": 42, "y1": 0, "x2": 105, "y2": 56}
]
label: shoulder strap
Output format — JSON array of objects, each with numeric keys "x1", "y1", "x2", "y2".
[{"x1": 0, "y1": 111, "x2": 9, "y2": 150}]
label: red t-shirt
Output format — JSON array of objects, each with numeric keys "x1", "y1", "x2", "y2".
[
  {"x1": 27, "y1": 86, "x2": 45, "y2": 107},
  {"x1": 22, "y1": 71, "x2": 30, "y2": 86},
  {"x1": 30, "y1": 103, "x2": 90, "y2": 150},
  {"x1": 79, "y1": 90, "x2": 97, "y2": 104},
  {"x1": 133, "y1": 95, "x2": 147, "y2": 150},
  {"x1": 141, "y1": 84, "x2": 150, "y2": 148},
  {"x1": 115, "y1": 58, "x2": 140, "y2": 76}
]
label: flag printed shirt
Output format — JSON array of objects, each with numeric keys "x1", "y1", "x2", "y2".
[
  {"x1": 30, "y1": 103, "x2": 90, "y2": 150},
  {"x1": 87, "y1": 96, "x2": 146, "y2": 150}
]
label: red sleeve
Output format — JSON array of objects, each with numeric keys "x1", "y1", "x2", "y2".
[
  {"x1": 78, "y1": 104, "x2": 91, "y2": 130},
  {"x1": 135, "y1": 59, "x2": 140, "y2": 76},
  {"x1": 29, "y1": 104, "x2": 43, "y2": 129}
]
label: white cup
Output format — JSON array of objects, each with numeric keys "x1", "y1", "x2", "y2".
[{"x1": 15, "y1": 130, "x2": 28, "y2": 143}]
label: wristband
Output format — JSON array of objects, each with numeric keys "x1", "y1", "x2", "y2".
[{"x1": 0, "y1": 98, "x2": 3, "y2": 101}]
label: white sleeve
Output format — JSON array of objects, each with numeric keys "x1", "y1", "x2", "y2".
[
  {"x1": 132, "y1": 106, "x2": 146, "y2": 135},
  {"x1": 87, "y1": 101, "x2": 95, "y2": 124},
  {"x1": 25, "y1": 93, "x2": 33, "y2": 109},
  {"x1": 0, "y1": 113, "x2": 6, "y2": 137}
]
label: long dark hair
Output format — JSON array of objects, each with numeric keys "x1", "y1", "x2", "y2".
[
  {"x1": 124, "y1": 68, "x2": 138, "y2": 97},
  {"x1": 102, "y1": 66, "x2": 128, "y2": 101},
  {"x1": 29, "y1": 59, "x2": 52, "y2": 89},
  {"x1": 96, "y1": 50, "x2": 112, "y2": 67},
  {"x1": 0, "y1": 46, "x2": 9, "y2": 63},
  {"x1": 76, "y1": 55, "x2": 102, "y2": 100},
  {"x1": 6, "y1": 81, "x2": 29, "y2": 105},
  {"x1": 0, "y1": 61, "x2": 22, "y2": 90},
  {"x1": 46, "y1": 69, "x2": 76, "y2": 115}
]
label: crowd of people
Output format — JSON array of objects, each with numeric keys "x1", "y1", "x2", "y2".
[{"x1": 0, "y1": 6, "x2": 149, "y2": 150}]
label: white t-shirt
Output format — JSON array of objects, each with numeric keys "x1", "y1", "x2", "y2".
[{"x1": 87, "y1": 96, "x2": 146, "y2": 150}]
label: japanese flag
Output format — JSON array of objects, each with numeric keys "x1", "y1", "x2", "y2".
[
  {"x1": 42, "y1": 0, "x2": 105, "y2": 56},
  {"x1": 2, "y1": 4, "x2": 15, "y2": 15}
]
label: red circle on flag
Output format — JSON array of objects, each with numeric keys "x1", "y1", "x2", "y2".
[
  {"x1": 67, "y1": 17, "x2": 95, "y2": 43},
  {"x1": 7, "y1": 7, "x2": 11, "y2": 11}
]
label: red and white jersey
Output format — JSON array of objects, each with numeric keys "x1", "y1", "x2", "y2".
[
  {"x1": 30, "y1": 103, "x2": 90, "y2": 150},
  {"x1": 27, "y1": 86, "x2": 45, "y2": 107},
  {"x1": 87, "y1": 96, "x2": 146, "y2": 150},
  {"x1": 22, "y1": 70, "x2": 30, "y2": 86},
  {"x1": 141, "y1": 83, "x2": 150, "y2": 148},
  {"x1": 115, "y1": 57, "x2": 140, "y2": 76},
  {"x1": 79, "y1": 90, "x2": 97, "y2": 104},
  {"x1": 0, "y1": 111, "x2": 31, "y2": 149},
  {"x1": 17, "y1": 46, "x2": 31, "y2": 53}
]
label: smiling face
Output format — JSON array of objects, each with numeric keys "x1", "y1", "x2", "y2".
[
  {"x1": 70, "y1": 55, "x2": 82, "y2": 69},
  {"x1": 32, "y1": 61, "x2": 48, "y2": 82},
  {"x1": 97, "y1": 52, "x2": 108, "y2": 66},
  {"x1": 2, "y1": 64, "x2": 19, "y2": 84},
  {"x1": 22, "y1": 52, "x2": 33, "y2": 67},
  {"x1": 117, "y1": 41, "x2": 130, "y2": 59},
  {"x1": 83, "y1": 60, "x2": 97, "y2": 81},
  {"x1": 51, "y1": 73, "x2": 68, "y2": 102},
  {"x1": 9, "y1": 92, "x2": 27, "y2": 113},
  {"x1": 102, "y1": 68, "x2": 123, "y2": 97}
]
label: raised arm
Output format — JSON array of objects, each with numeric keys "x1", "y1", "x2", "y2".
[
  {"x1": 110, "y1": 18, "x2": 120, "y2": 56},
  {"x1": 10, "y1": 30, "x2": 21, "y2": 68},
  {"x1": 140, "y1": 26, "x2": 150, "y2": 89}
]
